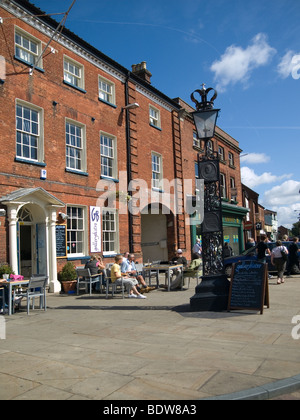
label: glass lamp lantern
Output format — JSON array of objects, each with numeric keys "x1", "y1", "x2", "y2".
[{"x1": 192, "y1": 108, "x2": 219, "y2": 140}]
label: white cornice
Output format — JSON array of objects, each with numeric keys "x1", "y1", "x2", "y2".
[
  {"x1": 2, "y1": 0, "x2": 126, "y2": 82},
  {"x1": 2, "y1": 0, "x2": 175, "y2": 111},
  {"x1": 136, "y1": 86, "x2": 173, "y2": 112}
]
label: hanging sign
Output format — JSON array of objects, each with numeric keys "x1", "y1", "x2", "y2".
[{"x1": 90, "y1": 206, "x2": 101, "y2": 253}]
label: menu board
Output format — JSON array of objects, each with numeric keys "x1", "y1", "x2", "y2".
[
  {"x1": 56, "y1": 225, "x2": 67, "y2": 258},
  {"x1": 227, "y1": 260, "x2": 269, "y2": 314}
]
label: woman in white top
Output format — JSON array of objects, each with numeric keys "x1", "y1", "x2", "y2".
[{"x1": 271, "y1": 240, "x2": 289, "y2": 284}]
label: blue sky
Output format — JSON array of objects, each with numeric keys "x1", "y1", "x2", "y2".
[{"x1": 31, "y1": 0, "x2": 300, "y2": 228}]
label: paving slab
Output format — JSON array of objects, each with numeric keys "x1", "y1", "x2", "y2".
[{"x1": 1, "y1": 275, "x2": 300, "y2": 400}]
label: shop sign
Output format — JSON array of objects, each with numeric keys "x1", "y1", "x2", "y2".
[{"x1": 90, "y1": 206, "x2": 101, "y2": 253}]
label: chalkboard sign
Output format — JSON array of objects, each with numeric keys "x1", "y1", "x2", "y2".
[
  {"x1": 227, "y1": 260, "x2": 269, "y2": 314},
  {"x1": 56, "y1": 225, "x2": 67, "y2": 258}
]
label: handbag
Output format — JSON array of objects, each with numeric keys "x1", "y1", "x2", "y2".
[{"x1": 281, "y1": 249, "x2": 288, "y2": 261}]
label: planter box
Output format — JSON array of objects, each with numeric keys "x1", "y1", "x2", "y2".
[{"x1": 61, "y1": 280, "x2": 77, "y2": 294}]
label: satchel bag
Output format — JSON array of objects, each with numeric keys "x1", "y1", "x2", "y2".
[{"x1": 281, "y1": 248, "x2": 288, "y2": 261}]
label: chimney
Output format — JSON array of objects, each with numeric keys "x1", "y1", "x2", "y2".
[{"x1": 131, "y1": 61, "x2": 152, "y2": 84}]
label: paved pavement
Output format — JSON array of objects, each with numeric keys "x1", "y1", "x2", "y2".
[{"x1": 0, "y1": 274, "x2": 300, "y2": 400}]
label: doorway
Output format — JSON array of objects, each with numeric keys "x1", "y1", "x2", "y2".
[
  {"x1": 19, "y1": 224, "x2": 32, "y2": 277},
  {"x1": 141, "y1": 203, "x2": 176, "y2": 263},
  {"x1": 17, "y1": 206, "x2": 48, "y2": 278}
]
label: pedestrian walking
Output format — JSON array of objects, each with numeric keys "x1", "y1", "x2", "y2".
[
  {"x1": 271, "y1": 240, "x2": 289, "y2": 284},
  {"x1": 287, "y1": 237, "x2": 300, "y2": 276}
]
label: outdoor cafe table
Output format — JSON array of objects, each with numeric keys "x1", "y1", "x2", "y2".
[
  {"x1": 0, "y1": 279, "x2": 29, "y2": 316},
  {"x1": 143, "y1": 264, "x2": 183, "y2": 291}
]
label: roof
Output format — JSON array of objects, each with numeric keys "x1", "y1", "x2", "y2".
[
  {"x1": 0, "y1": 187, "x2": 65, "y2": 206},
  {"x1": 10, "y1": 0, "x2": 181, "y2": 110}
]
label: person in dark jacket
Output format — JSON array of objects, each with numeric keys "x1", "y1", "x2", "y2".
[
  {"x1": 85, "y1": 255, "x2": 105, "y2": 291},
  {"x1": 256, "y1": 235, "x2": 271, "y2": 263},
  {"x1": 223, "y1": 242, "x2": 233, "y2": 258},
  {"x1": 287, "y1": 237, "x2": 300, "y2": 275}
]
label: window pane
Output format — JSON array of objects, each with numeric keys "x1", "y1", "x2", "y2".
[
  {"x1": 67, "y1": 206, "x2": 84, "y2": 255},
  {"x1": 16, "y1": 103, "x2": 40, "y2": 161}
]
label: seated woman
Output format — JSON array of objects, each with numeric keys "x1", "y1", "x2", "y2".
[
  {"x1": 111, "y1": 255, "x2": 146, "y2": 299},
  {"x1": 85, "y1": 255, "x2": 105, "y2": 292}
]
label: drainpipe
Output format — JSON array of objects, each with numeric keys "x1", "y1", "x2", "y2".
[{"x1": 124, "y1": 72, "x2": 134, "y2": 253}]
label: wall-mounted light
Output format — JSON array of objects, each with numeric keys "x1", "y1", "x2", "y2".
[
  {"x1": 59, "y1": 212, "x2": 68, "y2": 220},
  {"x1": 91, "y1": 117, "x2": 96, "y2": 122},
  {"x1": 52, "y1": 101, "x2": 58, "y2": 107},
  {"x1": 121, "y1": 103, "x2": 140, "y2": 112}
]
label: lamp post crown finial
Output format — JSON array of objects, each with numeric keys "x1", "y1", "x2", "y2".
[{"x1": 191, "y1": 85, "x2": 217, "y2": 111}]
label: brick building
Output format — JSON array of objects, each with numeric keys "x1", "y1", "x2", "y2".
[{"x1": 0, "y1": 0, "x2": 247, "y2": 292}]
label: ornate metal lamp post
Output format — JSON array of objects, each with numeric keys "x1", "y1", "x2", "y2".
[
  {"x1": 190, "y1": 85, "x2": 230, "y2": 311},
  {"x1": 191, "y1": 85, "x2": 223, "y2": 276}
]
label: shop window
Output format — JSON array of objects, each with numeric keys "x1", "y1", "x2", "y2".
[
  {"x1": 102, "y1": 209, "x2": 119, "y2": 255},
  {"x1": 67, "y1": 206, "x2": 86, "y2": 256}
]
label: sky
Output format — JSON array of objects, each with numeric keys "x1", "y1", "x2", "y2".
[{"x1": 29, "y1": 0, "x2": 300, "y2": 228}]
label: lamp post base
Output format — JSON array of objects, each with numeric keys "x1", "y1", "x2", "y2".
[{"x1": 190, "y1": 274, "x2": 230, "y2": 312}]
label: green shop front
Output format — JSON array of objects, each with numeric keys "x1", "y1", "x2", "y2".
[
  {"x1": 190, "y1": 201, "x2": 248, "y2": 256},
  {"x1": 222, "y1": 202, "x2": 248, "y2": 255}
]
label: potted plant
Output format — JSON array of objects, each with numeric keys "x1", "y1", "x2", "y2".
[
  {"x1": 0, "y1": 263, "x2": 14, "y2": 280},
  {"x1": 58, "y1": 262, "x2": 77, "y2": 293}
]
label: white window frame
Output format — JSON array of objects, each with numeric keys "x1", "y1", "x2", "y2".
[
  {"x1": 230, "y1": 177, "x2": 237, "y2": 201},
  {"x1": 98, "y1": 75, "x2": 115, "y2": 105},
  {"x1": 220, "y1": 173, "x2": 227, "y2": 199},
  {"x1": 67, "y1": 205, "x2": 87, "y2": 257},
  {"x1": 15, "y1": 26, "x2": 42, "y2": 68},
  {"x1": 63, "y1": 56, "x2": 85, "y2": 90},
  {"x1": 16, "y1": 99, "x2": 44, "y2": 163},
  {"x1": 149, "y1": 105, "x2": 161, "y2": 129},
  {"x1": 102, "y1": 208, "x2": 119, "y2": 256},
  {"x1": 228, "y1": 152, "x2": 234, "y2": 167},
  {"x1": 65, "y1": 119, "x2": 87, "y2": 173},
  {"x1": 100, "y1": 132, "x2": 118, "y2": 179},
  {"x1": 218, "y1": 146, "x2": 225, "y2": 161},
  {"x1": 193, "y1": 131, "x2": 200, "y2": 148},
  {"x1": 152, "y1": 152, "x2": 163, "y2": 190}
]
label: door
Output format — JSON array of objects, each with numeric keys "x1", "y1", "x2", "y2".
[
  {"x1": 141, "y1": 213, "x2": 168, "y2": 262},
  {"x1": 19, "y1": 224, "x2": 32, "y2": 277},
  {"x1": 36, "y1": 223, "x2": 47, "y2": 275}
]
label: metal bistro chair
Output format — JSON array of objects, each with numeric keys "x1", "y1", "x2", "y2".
[
  {"x1": 105, "y1": 268, "x2": 125, "y2": 299},
  {"x1": 135, "y1": 263, "x2": 144, "y2": 276},
  {"x1": 17, "y1": 276, "x2": 48, "y2": 315},
  {"x1": 143, "y1": 260, "x2": 160, "y2": 287},
  {"x1": 0, "y1": 287, "x2": 5, "y2": 313},
  {"x1": 183, "y1": 265, "x2": 202, "y2": 289},
  {"x1": 76, "y1": 268, "x2": 102, "y2": 296}
]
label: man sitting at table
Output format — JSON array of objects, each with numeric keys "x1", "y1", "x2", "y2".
[
  {"x1": 161, "y1": 249, "x2": 188, "y2": 290},
  {"x1": 121, "y1": 254, "x2": 155, "y2": 293},
  {"x1": 111, "y1": 255, "x2": 146, "y2": 299}
]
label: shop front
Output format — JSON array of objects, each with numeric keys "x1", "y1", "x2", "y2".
[
  {"x1": 190, "y1": 201, "x2": 248, "y2": 259},
  {"x1": 222, "y1": 202, "x2": 249, "y2": 256}
]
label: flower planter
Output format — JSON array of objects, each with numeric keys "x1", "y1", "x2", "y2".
[{"x1": 61, "y1": 280, "x2": 77, "y2": 294}]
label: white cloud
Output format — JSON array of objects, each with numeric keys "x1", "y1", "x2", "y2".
[
  {"x1": 210, "y1": 33, "x2": 276, "y2": 91},
  {"x1": 240, "y1": 153, "x2": 270, "y2": 165},
  {"x1": 277, "y1": 50, "x2": 296, "y2": 78},
  {"x1": 241, "y1": 167, "x2": 292, "y2": 189},
  {"x1": 263, "y1": 180, "x2": 300, "y2": 206},
  {"x1": 275, "y1": 205, "x2": 300, "y2": 228},
  {"x1": 262, "y1": 180, "x2": 300, "y2": 228}
]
